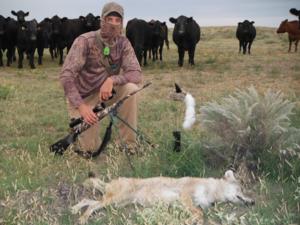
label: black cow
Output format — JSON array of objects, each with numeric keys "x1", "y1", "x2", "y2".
[
  {"x1": 0, "y1": 15, "x2": 6, "y2": 66},
  {"x1": 11, "y1": 10, "x2": 29, "y2": 24},
  {"x1": 236, "y1": 20, "x2": 256, "y2": 54},
  {"x1": 11, "y1": 10, "x2": 29, "y2": 61},
  {"x1": 148, "y1": 20, "x2": 168, "y2": 61},
  {"x1": 4, "y1": 17, "x2": 18, "y2": 66},
  {"x1": 37, "y1": 18, "x2": 52, "y2": 65},
  {"x1": 49, "y1": 15, "x2": 63, "y2": 62},
  {"x1": 290, "y1": 8, "x2": 300, "y2": 29},
  {"x1": 80, "y1": 13, "x2": 100, "y2": 32},
  {"x1": 126, "y1": 18, "x2": 152, "y2": 66},
  {"x1": 161, "y1": 22, "x2": 169, "y2": 50},
  {"x1": 148, "y1": 20, "x2": 161, "y2": 61},
  {"x1": 16, "y1": 20, "x2": 38, "y2": 69},
  {"x1": 169, "y1": 16, "x2": 200, "y2": 66}
]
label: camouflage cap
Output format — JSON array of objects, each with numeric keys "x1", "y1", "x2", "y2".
[{"x1": 101, "y1": 2, "x2": 124, "y2": 19}]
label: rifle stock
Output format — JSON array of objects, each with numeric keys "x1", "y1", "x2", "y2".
[{"x1": 50, "y1": 132, "x2": 78, "y2": 155}]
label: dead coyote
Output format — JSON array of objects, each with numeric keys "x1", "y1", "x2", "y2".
[{"x1": 71, "y1": 170, "x2": 254, "y2": 224}]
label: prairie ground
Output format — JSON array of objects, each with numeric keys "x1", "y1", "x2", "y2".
[{"x1": 0, "y1": 26, "x2": 299, "y2": 224}]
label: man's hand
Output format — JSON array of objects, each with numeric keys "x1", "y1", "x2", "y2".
[
  {"x1": 78, "y1": 103, "x2": 98, "y2": 125},
  {"x1": 99, "y1": 77, "x2": 113, "y2": 101}
]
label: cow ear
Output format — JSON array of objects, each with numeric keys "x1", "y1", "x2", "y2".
[
  {"x1": 187, "y1": 17, "x2": 193, "y2": 22},
  {"x1": 11, "y1": 10, "x2": 17, "y2": 16},
  {"x1": 251, "y1": 21, "x2": 255, "y2": 25},
  {"x1": 148, "y1": 21, "x2": 154, "y2": 25},
  {"x1": 79, "y1": 16, "x2": 85, "y2": 21},
  {"x1": 224, "y1": 170, "x2": 236, "y2": 182},
  {"x1": 161, "y1": 22, "x2": 166, "y2": 25},
  {"x1": 238, "y1": 22, "x2": 242, "y2": 25},
  {"x1": 61, "y1": 17, "x2": 68, "y2": 22},
  {"x1": 44, "y1": 17, "x2": 51, "y2": 22},
  {"x1": 95, "y1": 16, "x2": 100, "y2": 20},
  {"x1": 25, "y1": 12, "x2": 29, "y2": 17},
  {"x1": 169, "y1": 17, "x2": 177, "y2": 24}
]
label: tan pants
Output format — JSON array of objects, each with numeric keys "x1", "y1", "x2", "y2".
[{"x1": 67, "y1": 83, "x2": 139, "y2": 151}]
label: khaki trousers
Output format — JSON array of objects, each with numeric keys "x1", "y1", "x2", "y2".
[{"x1": 67, "y1": 83, "x2": 139, "y2": 151}]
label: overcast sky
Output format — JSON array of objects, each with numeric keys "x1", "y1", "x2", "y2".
[{"x1": 1, "y1": 0, "x2": 299, "y2": 27}]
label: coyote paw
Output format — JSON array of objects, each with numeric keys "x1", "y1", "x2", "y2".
[
  {"x1": 79, "y1": 215, "x2": 88, "y2": 225},
  {"x1": 70, "y1": 205, "x2": 81, "y2": 214}
]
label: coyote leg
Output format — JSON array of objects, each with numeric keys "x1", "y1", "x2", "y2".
[
  {"x1": 78, "y1": 192, "x2": 130, "y2": 224},
  {"x1": 71, "y1": 198, "x2": 99, "y2": 214},
  {"x1": 180, "y1": 192, "x2": 204, "y2": 225}
]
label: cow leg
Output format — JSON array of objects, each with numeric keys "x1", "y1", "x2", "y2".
[
  {"x1": 178, "y1": 47, "x2": 184, "y2": 67},
  {"x1": 59, "y1": 48, "x2": 64, "y2": 65},
  {"x1": 288, "y1": 38, "x2": 292, "y2": 52},
  {"x1": 0, "y1": 50, "x2": 3, "y2": 67},
  {"x1": 38, "y1": 47, "x2": 43, "y2": 65},
  {"x1": 248, "y1": 41, "x2": 253, "y2": 54},
  {"x1": 29, "y1": 49, "x2": 36, "y2": 69},
  {"x1": 159, "y1": 43, "x2": 163, "y2": 61},
  {"x1": 17, "y1": 48, "x2": 24, "y2": 69},
  {"x1": 6, "y1": 49, "x2": 11, "y2": 66},
  {"x1": 152, "y1": 48, "x2": 156, "y2": 62},
  {"x1": 138, "y1": 53, "x2": 142, "y2": 66},
  {"x1": 239, "y1": 40, "x2": 242, "y2": 53},
  {"x1": 49, "y1": 47, "x2": 54, "y2": 60},
  {"x1": 295, "y1": 40, "x2": 298, "y2": 52},
  {"x1": 165, "y1": 39, "x2": 169, "y2": 50},
  {"x1": 188, "y1": 46, "x2": 195, "y2": 66},
  {"x1": 12, "y1": 47, "x2": 16, "y2": 62},
  {"x1": 143, "y1": 49, "x2": 147, "y2": 66},
  {"x1": 242, "y1": 42, "x2": 247, "y2": 54}
]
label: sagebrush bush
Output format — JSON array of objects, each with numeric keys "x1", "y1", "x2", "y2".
[{"x1": 199, "y1": 86, "x2": 300, "y2": 177}]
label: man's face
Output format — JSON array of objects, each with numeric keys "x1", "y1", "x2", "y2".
[{"x1": 105, "y1": 16, "x2": 122, "y2": 25}]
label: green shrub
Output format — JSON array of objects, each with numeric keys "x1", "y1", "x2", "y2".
[{"x1": 199, "y1": 86, "x2": 300, "y2": 177}]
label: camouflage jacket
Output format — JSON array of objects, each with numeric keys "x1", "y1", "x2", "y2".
[{"x1": 59, "y1": 30, "x2": 142, "y2": 108}]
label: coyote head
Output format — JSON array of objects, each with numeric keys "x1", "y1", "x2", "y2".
[{"x1": 222, "y1": 170, "x2": 255, "y2": 206}]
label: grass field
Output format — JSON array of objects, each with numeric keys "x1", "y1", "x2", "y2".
[{"x1": 0, "y1": 26, "x2": 299, "y2": 225}]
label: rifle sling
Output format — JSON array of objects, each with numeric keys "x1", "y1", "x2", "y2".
[{"x1": 74, "y1": 119, "x2": 113, "y2": 159}]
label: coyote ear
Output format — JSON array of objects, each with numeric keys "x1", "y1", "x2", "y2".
[{"x1": 224, "y1": 170, "x2": 236, "y2": 181}]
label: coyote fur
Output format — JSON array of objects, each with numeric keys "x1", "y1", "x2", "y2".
[{"x1": 71, "y1": 170, "x2": 254, "y2": 224}]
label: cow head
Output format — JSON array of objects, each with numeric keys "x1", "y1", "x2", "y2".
[
  {"x1": 18, "y1": 20, "x2": 38, "y2": 42},
  {"x1": 11, "y1": 10, "x2": 29, "y2": 24},
  {"x1": 276, "y1": 19, "x2": 288, "y2": 33},
  {"x1": 238, "y1": 20, "x2": 255, "y2": 35},
  {"x1": 80, "y1": 13, "x2": 100, "y2": 32},
  {"x1": 50, "y1": 15, "x2": 66, "y2": 35},
  {"x1": 148, "y1": 20, "x2": 163, "y2": 37},
  {"x1": 169, "y1": 16, "x2": 193, "y2": 36},
  {"x1": 38, "y1": 18, "x2": 53, "y2": 46}
]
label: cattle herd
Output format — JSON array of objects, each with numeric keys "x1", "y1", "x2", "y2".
[{"x1": 0, "y1": 8, "x2": 299, "y2": 69}]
